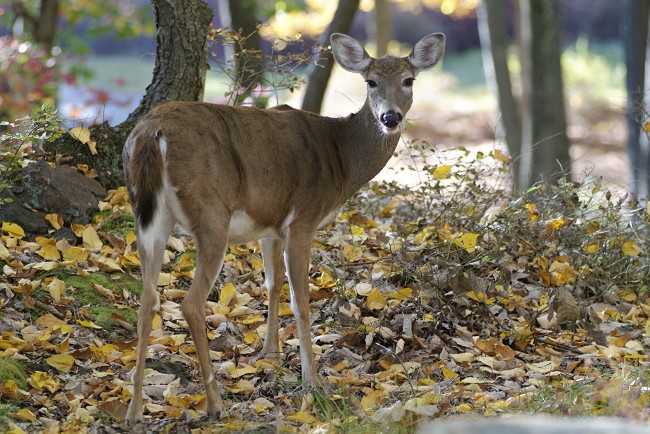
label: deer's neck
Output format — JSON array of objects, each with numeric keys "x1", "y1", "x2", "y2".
[{"x1": 339, "y1": 101, "x2": 401, "y2": 193}]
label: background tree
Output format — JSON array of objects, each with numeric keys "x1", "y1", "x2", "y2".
[
  {"x1": 477, "y1": 0, "x2": 521, "y2": 188},
  {"x1": 301, "y1": 0, "x2": 360, "y2": 114},
  {"x1": 479, "y1": 0, "x2": 570, "y2": 191},
  {"x1": 623, "y1": 0, "x2": 650, "y2": 199}
]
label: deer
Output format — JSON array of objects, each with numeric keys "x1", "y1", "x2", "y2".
[{"x1": 122, "y1": 32, "x2": 445, "y2": 424}]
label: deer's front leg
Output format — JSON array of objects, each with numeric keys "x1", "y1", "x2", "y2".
[
  {"x1": 284, "y1": 228, "x2": 319, "y2": 387},
  {"x1": 260, "y1": 238, "x2": 284, "y2": 360}
]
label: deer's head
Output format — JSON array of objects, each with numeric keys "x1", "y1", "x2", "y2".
[{"x1": 331, "y1": 33, "x2": 445, "y2": 135}]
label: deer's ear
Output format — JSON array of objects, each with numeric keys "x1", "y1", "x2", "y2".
[
  {"x1": 331, "y1": 33, "x2": 372, "y2": 74},
  {"x1": 408, "y1": 33, "x2": 445, "y2": 74}
]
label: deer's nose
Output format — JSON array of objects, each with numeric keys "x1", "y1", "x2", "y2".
[{"x1": 380, "y1": 111, "x2": 402, "y2": 129}]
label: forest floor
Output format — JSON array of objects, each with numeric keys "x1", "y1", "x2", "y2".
[{"x1": 3, "y1": 50, "x2": 649, "y2": 433}]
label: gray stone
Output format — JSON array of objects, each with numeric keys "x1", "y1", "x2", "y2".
[{"x1": 0, "y1": 161, "x2": 107, "y2": 237}]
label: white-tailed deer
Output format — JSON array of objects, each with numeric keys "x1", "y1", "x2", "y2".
[{"x1": 123, "y1": 32, "x2": 445, "y2": 423}]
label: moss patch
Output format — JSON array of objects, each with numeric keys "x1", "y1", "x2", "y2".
[
  {"x1": 57, "y1": 271, "x2": 141, "y2": 329},
  {"x1": 0, "y1": 358, "x2": 29, "y2": 390},
  {"x1": 95, "y1": 210, "x2": 135, "y2": 238}
]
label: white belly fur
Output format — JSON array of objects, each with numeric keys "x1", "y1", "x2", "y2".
[{"x1": 228, "y1": 210, "x2": 279, "y2": 245}]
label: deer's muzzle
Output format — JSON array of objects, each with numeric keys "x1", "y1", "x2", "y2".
[{"x1": 380, "y1": 111, "x2": 402, "y2": 130}]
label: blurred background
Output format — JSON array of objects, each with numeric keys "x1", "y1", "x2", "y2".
[{"x1": 0, "y1": 1, "x2": 635, "y2": 192}]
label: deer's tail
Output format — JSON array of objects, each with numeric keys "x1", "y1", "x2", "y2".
[{"x1": 123, "y1": 128, "x2": 164, "y2": 231}]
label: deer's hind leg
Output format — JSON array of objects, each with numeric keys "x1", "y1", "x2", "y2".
[{"x1": 126, "y1": 213, "x2": 173, "y2": 424}]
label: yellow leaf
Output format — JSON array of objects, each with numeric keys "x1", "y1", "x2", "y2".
[
  {"x1": 622, "y1": 240, "x2": 643, "y2": 257},
  {"x1": 219, "y1": 282, "x2": 238, "y2": 306},
  {"x1": 360, "y1": 389, "x2": 387, "y2": 413},
  {"x1": 44, "y1": 213, "x2": 63, "y2": 229},
  {"x1": 126, "y1": 230, "x2": 137, "y2": 246},
  {"x1": 387, "y1": 287, "x2": 413, "y2": 301},
  {"x1": 2, "y1": 222, "x2": 25, "y2": 238},
  {"x1": 244, "y1": 331, "x2": 261, "y2": 346},
  {"x1": 644, "y1": 122, "x2": 650, "y2": 133},
  {"x1": 583, "y1": 242, "x2": 599, "y2": 253},
  {"x1": 87, "y1": 140, "x2": 98, "y2": 155},
  {"x1": 29, "y1": 371, "x2": 60, "y2": 392},
  {"x1": 432, "y1": 164, "x2": 453, "y2": 180},
  {"x1": 12, "y1": 408, "x2": 37, "y2": 422},
  {"x1": 46, "y1": 354, "x2": 75, "y2": 373},
  {"x1": 36, "y1": 237, "x2": 61, "y2": 261},
  {"x1": 524, "y1": 203, "x2": 539, "y2": 222},
  {"x1": 152, "y1": 313, "x2": 162, "y2": 330},
  {"x1": 227, "y1": 379, "x2": 255, "y2": 394},
  {"x1": 366, "y1": 288, "x2": 386, "y2": 310},
  {"x1": 285, "y1": 410, "x2": 317, "y2": 424},
  {"x1": 493, "y1": 149, "x2": 511, "y2": 162},
  {"x1": 121, "y1": 252, "x2": 141, "y2": 267},
  {"x1": 36, "y1": 314, "x2": 73, "y2": 334},
  {"x1": 441, "y1": 366, "x2": 458, "y2": 380},
  {"x1": 228, "y1": 365, "x2": 258, "y2": 378},
  {"x1": 45, "y1": 278, "x2": 65, "y2": 302},
  {"x1": 82, "y1": 226, "x2": 103, "y2": 250},
  {"x1": 69, "y1": 127, "x2": 91, "y2": 144},
  {"x1": 460, "y1": 232, "x2": 479, "y2": 253},
  {"x1": 466, "y1": 290, "x2": 495, "y2": 304},
  {"x1": 62, "y1": 246, "x2": 89, "y2": 262},
  {"x1": 77, "y1": 319, "x2": 102, "y2": 329},
  {"x1": 317, "y1": 270, "x2": 336, "y2": 288},
  {"x1": 240, "y1": 312, "x2": 265, "y2": 325}
]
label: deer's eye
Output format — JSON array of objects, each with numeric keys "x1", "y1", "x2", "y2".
[
  {"x1": 366, "y1": 80, "x2": 378, "y2": 88},
  {"x1": 403, "y1": 77, "x2": 415, "y2": 87}
]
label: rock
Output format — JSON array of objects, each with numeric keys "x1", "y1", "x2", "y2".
[
  {"x1": 0, "y1": 189, "x2": 51, "y2": 235},
  {"x1": 20, "y1": 160, "x2": 106, "y2": 223},
  {"x1": 0, "y1": 161, "x2": 107, "y2": 237}
]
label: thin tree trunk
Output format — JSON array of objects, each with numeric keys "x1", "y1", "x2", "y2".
[
  {"x1": 228, "y1": 0, "x2": 265, "y2": 106},
  {"x1": 518, "y1": 0, "x2": 571, "y2": 189},
  {"x1": 301, "y1": 0, "x2": 360, "y2": 114},
  {"x1": 623, "y1": 0, "x2": 650, "y2": 198},
  {"x1": 35, "y1": 0, "x2": 58, "y2": 55},
  {"x1": 372, "y1": 0, "x2": 392, "y2": 57},
  {"x1": 477, "y1": 0, "x2": 521, "y2": 190}
]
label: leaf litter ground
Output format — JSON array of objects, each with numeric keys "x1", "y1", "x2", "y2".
[{"x1": 1, "y1": 145, "x2": 650, "y2": 433}]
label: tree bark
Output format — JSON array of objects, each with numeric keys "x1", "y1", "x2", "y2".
[
  {"x1": 623, "y1": 0, "x2": 650, "y2": 198},
  {"x1": 301, "y1": 0, "x2": 360, "y2": 114},
  {"x1": 478, "y1": 0, "x2": 521, "y2": 190},
  {"x1": 518, "y1": 0, "x2": 571, "y2": 189}
]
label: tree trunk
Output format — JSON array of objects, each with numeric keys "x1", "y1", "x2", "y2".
[
  {"x1": 518, "y1": 0, "x2": 571, "y2": 189},
  {"x1": 623, "y1": 0, "x2": 650, "y2": 198},
  {"x1": 121, "y1": 0, "x2": 213, "y2": 130},
  {"x1": 301, "y1": 0, "x2": 360, "y2": 114},
  {"x1": 477, "y1": 0, "x2": 521, "y2": 190},
  {"x1": 370, "y1": 0, "x2": 392, "y2": 57},
  {"x1": 52, "y1": 0, "x2": 213, "y2": 190},
  {"x1": 227, "y1": 0, "x2": 265, "y2": 107},
  {"x1": 35, "y1": 0, "x2": 58, "y2": 55}
]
